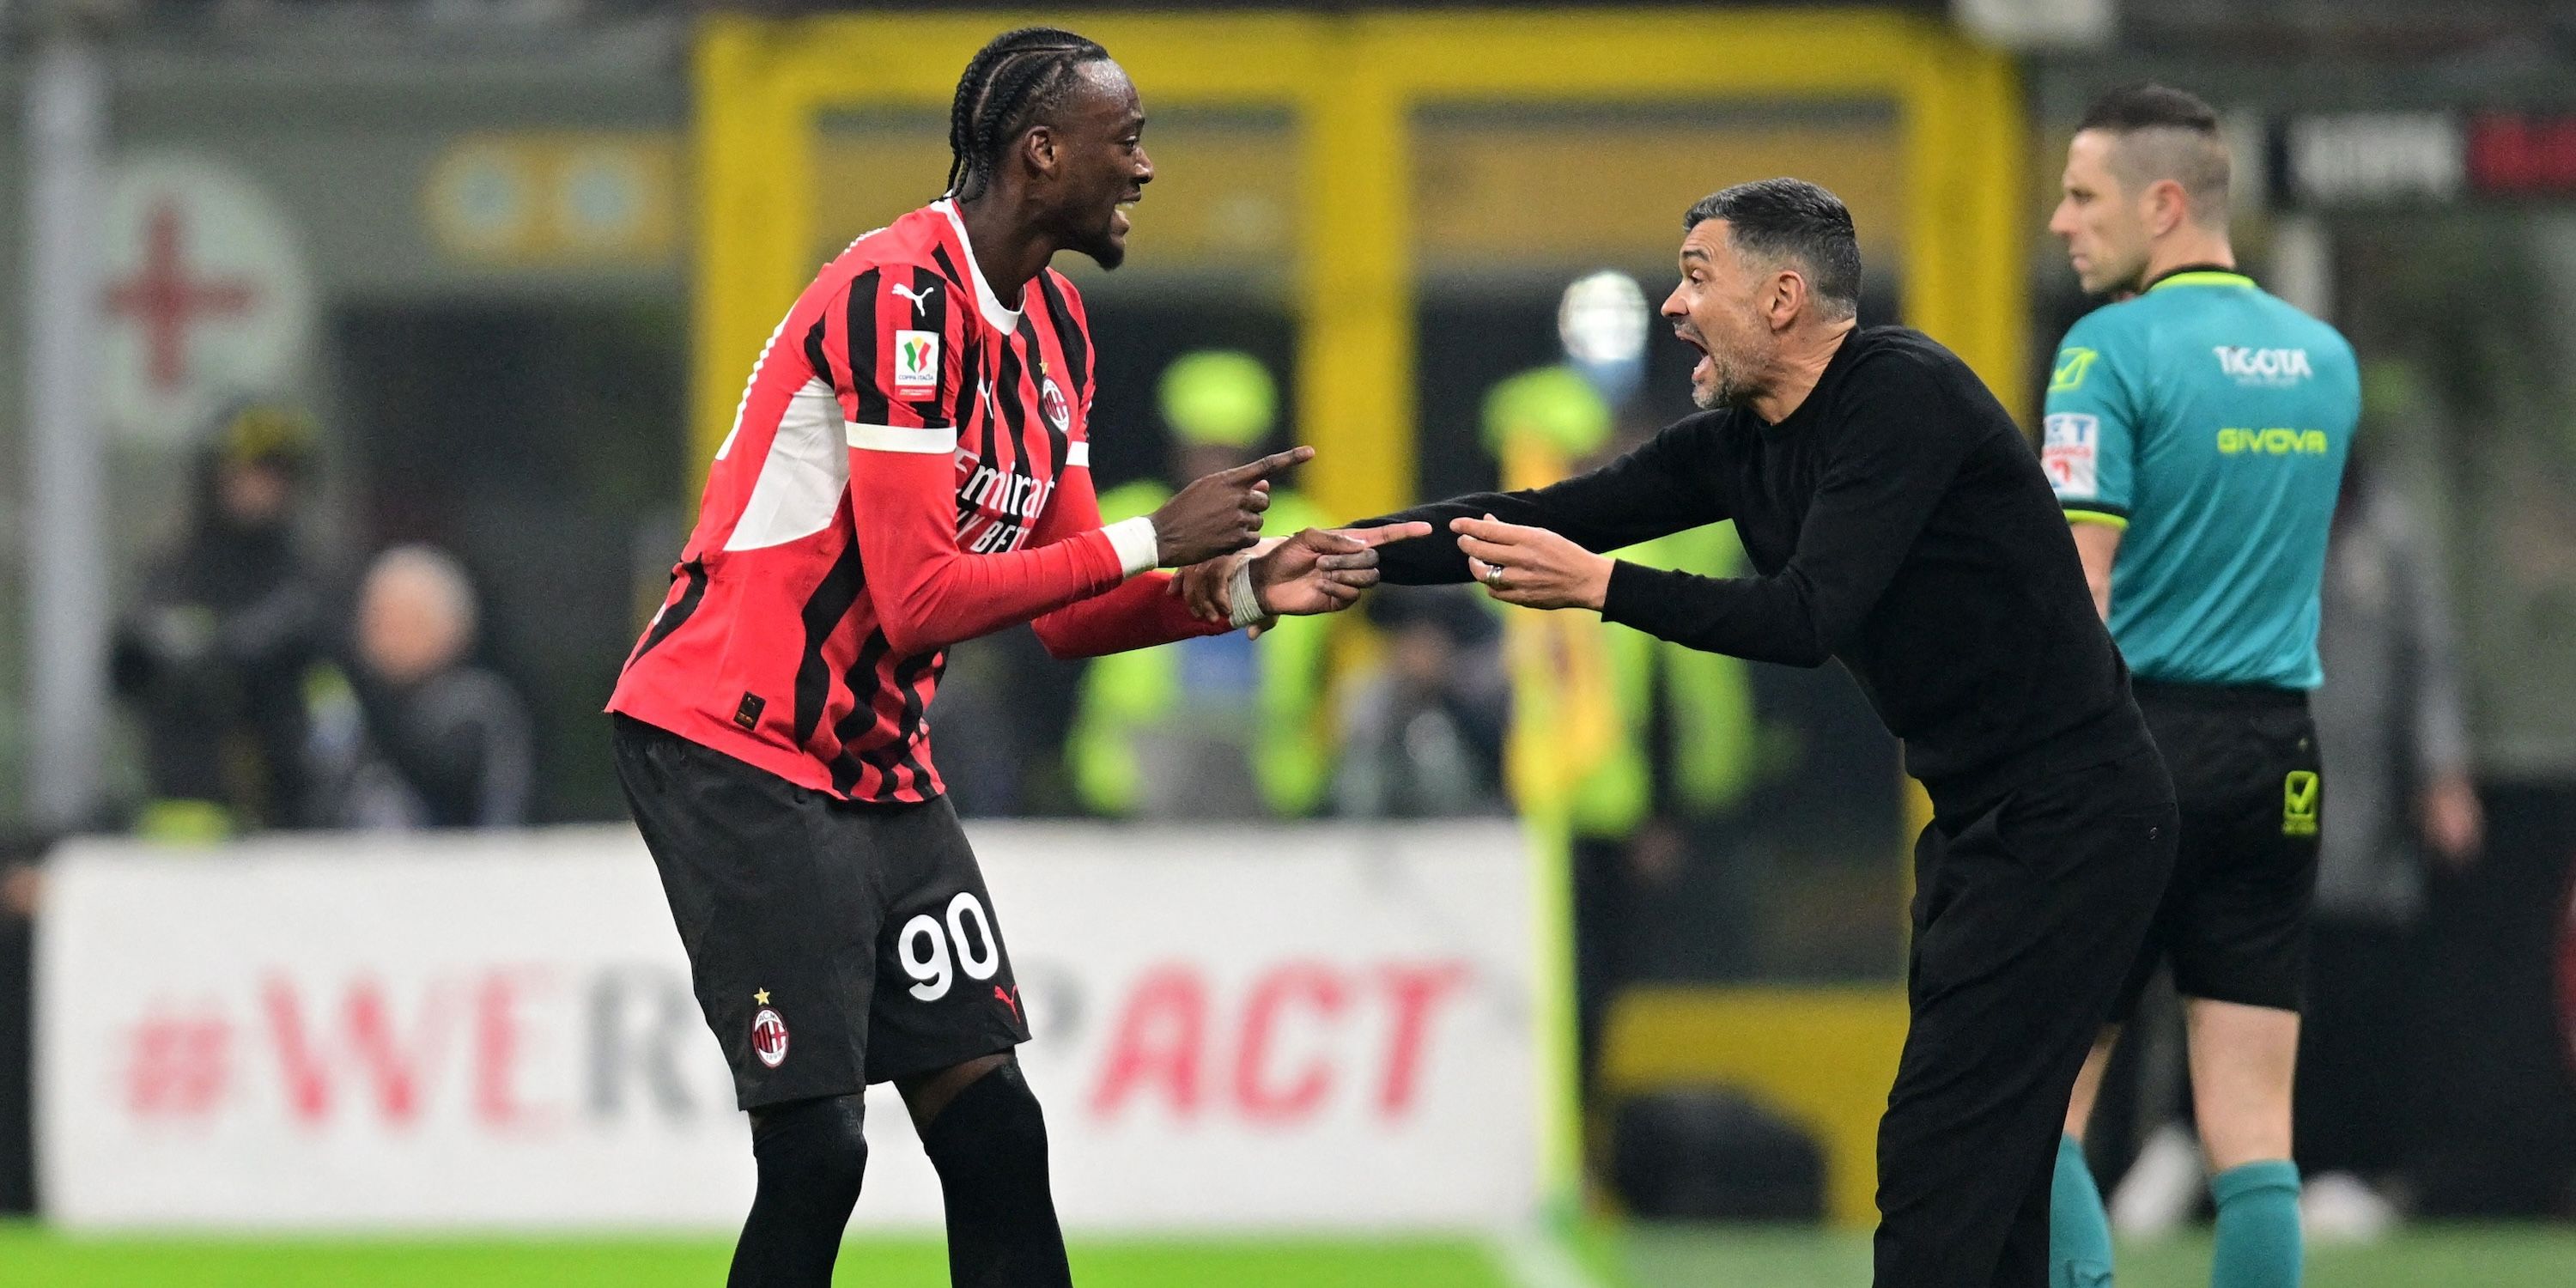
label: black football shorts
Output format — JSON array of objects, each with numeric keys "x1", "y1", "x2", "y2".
[
  {"x1": 2112, "y1": 682, "x2": 2323, "y2": 1021},
  {"x1": 611, "y1": 714, "x2": 1030, "y2": 1108}
]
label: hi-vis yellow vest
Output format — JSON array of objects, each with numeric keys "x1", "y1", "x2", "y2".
[
  {"x1": 1493, "y1": 437, "x2": 1758, "y2": 837},
  {"x1": 1066, "y1": 481, "x2": 1334, "y2": 817}
]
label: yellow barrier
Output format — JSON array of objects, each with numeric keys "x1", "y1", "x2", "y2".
[
  {"x1": 693, "y1": 9, "x2": 2027, "y2": 520},
  {"x1": 1600, "y1": 985, "x2": 1913, "y2": 1227}
]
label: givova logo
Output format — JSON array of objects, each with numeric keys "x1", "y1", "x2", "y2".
[
  {"x1": 2214, "y1": 346, "x2": 2313, "y2": 385},
  {"x1": 2218, "y1": 427, "x2": 2332, "y2": 455}
]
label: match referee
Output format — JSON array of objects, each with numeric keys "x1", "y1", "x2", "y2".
[
  {"x1": 2043, "y1": 84, "x2": 2359, "y2": 1288},
  {"x1": 1341, "y1": 179, "x2": 2178, "y2": 1288}
]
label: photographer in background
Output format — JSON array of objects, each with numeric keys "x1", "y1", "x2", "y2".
[{"x1": 111, "y1": 402, "x2": 333, "y2": 839}]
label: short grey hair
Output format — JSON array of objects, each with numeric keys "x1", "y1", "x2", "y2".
[{"x1": 1684, "y1": 178, "x2": 1863, "y2": 320}]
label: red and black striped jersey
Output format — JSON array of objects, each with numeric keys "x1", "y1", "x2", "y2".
[{"x1": 610, "y1": 200, "x2": 1225, "y2": 803}]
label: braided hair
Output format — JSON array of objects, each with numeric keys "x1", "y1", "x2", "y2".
[{"x1": 945, "y1": 27, "x2": 1112, "y2": 203}]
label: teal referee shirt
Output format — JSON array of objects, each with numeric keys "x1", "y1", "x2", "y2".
[{"x1": 2042, "y1": 268, "x2": 2360, "y2": 690}]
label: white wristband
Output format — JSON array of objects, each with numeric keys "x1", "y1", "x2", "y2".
[
  {"x1": 1228, "y1": 557, "x2": 1268, "y2": 630},
  {"x1": 1102, "y1": 516, "x2": 1159, "y2": 579}
]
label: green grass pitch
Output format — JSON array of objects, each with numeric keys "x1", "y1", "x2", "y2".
[{"x1": 3, "y1": 1222, "x2": 2570, "y2": 1285}]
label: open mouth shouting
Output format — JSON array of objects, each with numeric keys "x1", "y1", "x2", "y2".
[{"x1": 1675, "y1": 325, "x2": 1712, "y2": 386}]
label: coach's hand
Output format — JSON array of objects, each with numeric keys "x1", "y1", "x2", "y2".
[
  {"x1": 1151, "y1": 447, "x2": 1314, "y2": 567},
  {"x1": 1454, "y1": 514, "x2": 1613, "y2": 611}
]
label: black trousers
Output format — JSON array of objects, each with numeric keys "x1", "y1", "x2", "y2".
[
  {"x1": 1874, "y1": 750, "x2": 2176, "y2": 1288},
  {"x1": 2295, "y1": 919, "x2": 2420, "y2": 1179},
  {"x1": 2415, "y1": 782, "x2": 2576, "y2": 1215}
]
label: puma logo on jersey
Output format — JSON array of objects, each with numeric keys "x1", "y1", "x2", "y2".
[{"x1": 891, "y1": 281, "x2": 939, "y2": 317}]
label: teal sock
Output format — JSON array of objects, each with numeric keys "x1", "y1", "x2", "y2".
[
  {"x1": 2050, "y1": 1133, "x2": 2116, "y2": 1288},
  {"x1": 2209, "y1": 1159, "x2": 2303, "y2": 1288}
]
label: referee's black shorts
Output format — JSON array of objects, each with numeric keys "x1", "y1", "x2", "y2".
[
  {"x1": 611, "y1": 714, "x2": 1030, "y2": 1109},
  {"x1": 2113, "y1": 680, "x2": 2323, "y2": 1020}
]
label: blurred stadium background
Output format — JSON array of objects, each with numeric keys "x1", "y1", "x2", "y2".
[{"x1": 1, "y1": 1, "x2": 2573, "y2": 1285}]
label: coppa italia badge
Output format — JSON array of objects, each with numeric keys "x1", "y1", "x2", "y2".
[
  {"x1": 750, "y1": 995, "x2": 790, "y2": 1069},
  {"x1": 894, "y1": 330, "x2": 939, "y2": 396}
]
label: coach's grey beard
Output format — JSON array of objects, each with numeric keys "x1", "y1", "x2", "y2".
[{"x1": 1693, "y1": 359, "x2": 1757, "y2": 411}]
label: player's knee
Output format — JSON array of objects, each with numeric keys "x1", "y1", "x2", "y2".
[
  {"x1": 920, "y1": 1060, "x2": 1049, "y2": 1173},
  {"x1": 750, "y1": 1093, "x2": 871, "y2": 1199}
]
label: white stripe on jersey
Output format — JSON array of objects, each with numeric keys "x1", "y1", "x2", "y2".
[
  {"x1": 726, "y1": 380, "x2": 852, "y2": 552},
  {"x1": 1066, "y1": 440, "x2": 1091, "y2": 468},
  {"x1": 848, "y1": 422, "x2": 959, "y2": 454}
]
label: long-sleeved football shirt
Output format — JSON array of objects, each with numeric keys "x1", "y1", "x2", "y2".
[
  {"x1": 1368, "y1": 325, "x2": 2151, "y2": 814},
  {"x1": 611, "y1": 200, "x2": 1224, "y2": 803}
]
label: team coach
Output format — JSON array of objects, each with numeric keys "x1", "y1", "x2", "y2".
[{"x1": 1359, "y1": 179, "x2": 2176, "y2": 1286}]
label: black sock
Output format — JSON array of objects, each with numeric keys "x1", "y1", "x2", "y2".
[
  {"x1": 728, "y1": 1094, "x2": 868, "y2": 1288},
  {"x1": 918, "y1": 1062, "x2": 1072, "y2": 1288}
]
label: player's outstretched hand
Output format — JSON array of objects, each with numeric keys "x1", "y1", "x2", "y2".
[
  {"x1": 1454, "y1": 513, "x2": 1614, "y2": 611},
  {"x1": 1253, "y1": 525, "x2": 1432, "y2": 617},
  {"x1": 1150, "y1": 447, "x2": 1315, "y2": 568},
  {"x1": 1171, "y1": 523, "x2": 1432, "y2": 629},
  {"x1": 1173, "y1": 540, "x2": 1274, "y2": 623}
]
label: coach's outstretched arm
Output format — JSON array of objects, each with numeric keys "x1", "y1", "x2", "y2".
[
  {"x1": 1166, "y1": 522, "x2": 1435, "y2": 632},
  {"x1": 1347, "y1": 417, "x2": 1723, "y2": 586},
  {"x1": 1173, "y1": 416, "x2": 1720, "y2": 623},
  {"x1": 1022, "y1": 449, "x2": 1419, "y2": 659},
  {"x1": 1454, "y1": 353, "x2": 1971, "y2": 669}
]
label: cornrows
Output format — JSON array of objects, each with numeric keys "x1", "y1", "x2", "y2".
[{"x1": 945, "y1": 27, "x2": 1111, "y2": 202}]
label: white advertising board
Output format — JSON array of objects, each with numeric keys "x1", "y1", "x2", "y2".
[{"x1": 38, "y1": 822, "x2": 1538, "y2": 1232}]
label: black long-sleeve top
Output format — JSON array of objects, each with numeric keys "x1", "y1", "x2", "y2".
[{"x1": 1366, "y1": 325, "x2": 2151, "y2": 816}]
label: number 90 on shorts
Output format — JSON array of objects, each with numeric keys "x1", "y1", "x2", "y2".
[{"x1": 900, "y1": 891, "x2": 1002, "y2": 1001}]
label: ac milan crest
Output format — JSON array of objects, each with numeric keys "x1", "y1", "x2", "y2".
[
  {"x1": 751, "y1": 1006, "x2": 790, "y2": 1068},
  {"x1": 1040, "y1": 379, "x2": 1072, "y2": 433}
]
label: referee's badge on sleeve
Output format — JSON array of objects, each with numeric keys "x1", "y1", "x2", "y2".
[
  {"x1": 2042, "y1": 413, "x2": 2099, "y2": 496},
  {"x1": 894, "y1": 330, "x2": 939, "y2": 396}
]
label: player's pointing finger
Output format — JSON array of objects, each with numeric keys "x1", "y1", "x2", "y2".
[{"x1": 1224, "y1": 446, "x2": 1315, "y2": 482}]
